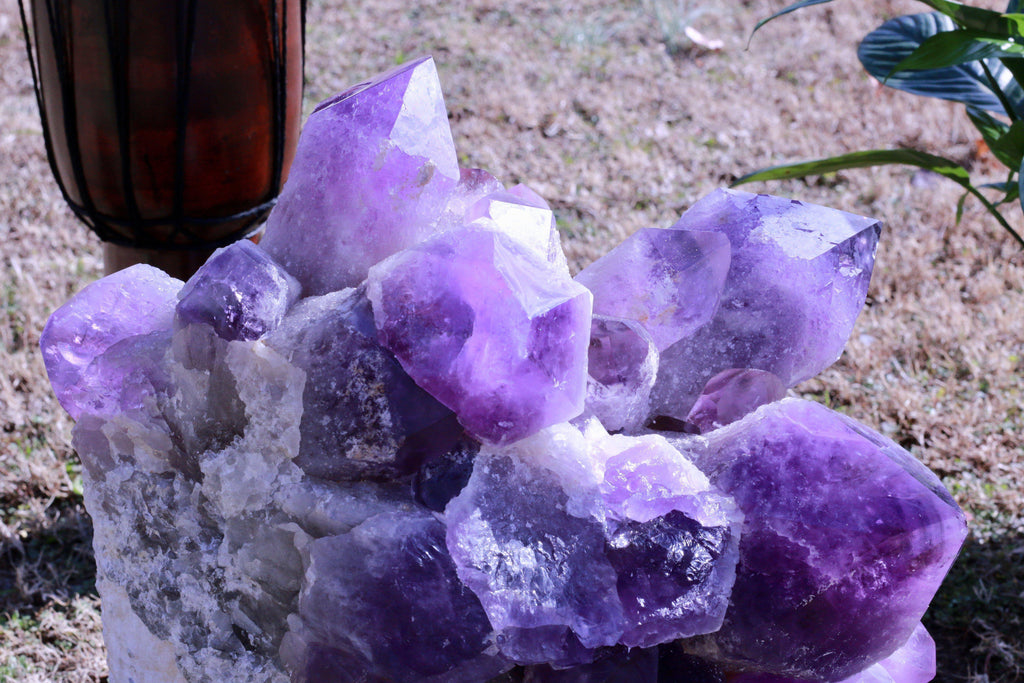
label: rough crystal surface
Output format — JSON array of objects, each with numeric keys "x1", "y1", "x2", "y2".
[
  {"x1": 286, "y1": 510, "x2": 508, "y2": 682},
  {"x1": 446, "y1": 423, "x2": 740, "y2": 665},
  {"x1": 680, "y1": 398, "x2": 966, "y2": 680},
  {"x1": 261, "y1": 56, "x2": 459, "y2": 294},
  {"x1": 584, "y1": 315, "x2": 659, "y2": 433},
  {"x1": 265, "y1": 287, "x2": 453, "y2": 480},
  {"x1": 366, "y1": 229, "x2": 592, "y2": 444},
  {"x1": 685, "y1": 368, "x2": 786, "y2": 434},
  {"x1": 650, "y1": 189, "x2": 880, "y2": 420},
  {"x1": 575, "y1": 227, "x2": 731, "y2": 352},
  {"x1": 176, "y1": 240, "x2": 300, "y2": 341},
  {"x1": 40, "y1": 264, "x2": 182, "y2": 420}
]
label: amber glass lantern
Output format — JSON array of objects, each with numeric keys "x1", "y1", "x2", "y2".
[{"x1": 18, "y1": 0, "x2": 305, "y2": 278}]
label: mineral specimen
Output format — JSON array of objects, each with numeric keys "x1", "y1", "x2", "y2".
[
  {"x1": 680, "y1": 398, "x2": 966, "y2": 680},
  {"x1": 260, "y1": 56, "x2": 459, "y2": 295},
  {"x1": 176, "y1": 239, "x2": 301, "y2": 341},
  {"x1": 40, "y1": 263, "x2": 181, "y2": 420},
  {"x1": 39, "y1": 57, "x2": 966, "y2": 683},
  {"x1": 365, "y1": 228, "x2": 592, "y2": 444},
  {"x1": 649, "y1": 188, "x2": 881, "y2": 419}
]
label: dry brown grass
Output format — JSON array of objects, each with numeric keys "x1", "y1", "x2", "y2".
[{"x1": 1, "y1": 0, "x2": 1022, "y2": 680}]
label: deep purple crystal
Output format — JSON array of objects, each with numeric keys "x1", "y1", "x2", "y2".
[
  {"x1": 289, "y1": 510, "x2": 509, "y2": 682},
  {"x1": 650, "y1": 189, "x2": 880, "y2": 420},
  {"x1": 266, "y1": 288, "x2": 453, "y2": 480},
  {"x1": 680, "y1": 398, "x2": 966, "y2": 680},
  {"x1": 175, "y1": 240, "x2": 300, "y2": 341},
  {"x1": 261, "y1": 56, "x2": 459, "y2": 295},
  {"x1": 366, "y1": 229, "x2": 592, "y2": 444},
  {"x1": 522, "y1": 646, "x2": 659, "y2": 682},
  {"x1": 40, "y1": 264, "x2": 182, "y2": 420}
]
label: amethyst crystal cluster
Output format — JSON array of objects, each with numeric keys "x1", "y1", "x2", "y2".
[{"x1": 41, "y1": 57, "x2": 966, "y2": 683}]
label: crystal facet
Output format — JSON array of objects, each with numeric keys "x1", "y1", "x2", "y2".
[
  {"x1": 681, "y1": 398, "x2": 966, "y2": 680},
  {"x1": 366, "y1": 229, "x2": 592, "y2": 444},
  {"x1": 40, "y1": 264, "x2": 182, "y2": 420},
  {"x1": 685, "y1": 368, "x2": 786, "y2": 434},
  {"x1": 176, "y1": 240, "x2": 301, "y2": 341},
  {"x1": 261, "y1": 56, "x2": 459, "y2": 294},
  {"x1": 584, "y1": 315, "x2": 659, "y2": 433},
  {"x1": 650, "y1": 189, "x2": 880, "y2": 419}
]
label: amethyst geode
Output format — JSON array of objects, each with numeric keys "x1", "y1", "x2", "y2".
[{"x1": 40, "y1": 57, "x2": 965, "y2": 683}]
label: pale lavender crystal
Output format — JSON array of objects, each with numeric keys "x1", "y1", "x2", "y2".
[
  {"x1": 40, "y1": 264, "x2": 182, "y2": 420},
  {"x1": 438, "y1": 168, "x2": 506, "y2": 230},
  {"x1": 176, "y1": 240, "x2": 300, "y2": 341},
  {"x1": 261, "y1": 56, "x2": 459, "y2": 295},
  {"x1": 585, "y1": 315, "x2": 659, "y2": 433},
  {"x1": 465, "y1": 184, "x2": 568, "y2": 274},
  {"x1": 446, "y1": 424, "x2": 740, "y2": 665},
  {"x1": 575, "y1": 227, "x2": 731, "y2": 352},
  {"x1": 287, "y1": 510, "x2": 509, "y2": 682},
  {"x1": 685, "y1": 369, "x2": 786, "y2": 434},
  {"x1": 682, "y1": 398, "x2": 966, "y2": 680},
  {"x1": 366, "y1": 229, "x2": 592, "y2": 444},
  {"x1": 265, "y1": 287, "x2": 453, "y2": 480},
  {"x1": 651, "y1": 189, "x2": 880, "y2": 420}
]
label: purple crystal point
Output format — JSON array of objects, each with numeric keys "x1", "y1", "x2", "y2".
[
  {"x1": 290, "y1": 510, "x2": 509, "y2": 682},
  {"x1": 366, "y1": 229, "x2": 592, "y2": 444},
  {"x1": 685, "y1": 368, "x2": 786, "y2": 434},
  {"x1": 650, "y1": 189, "x2": 880, "y2": 420},
  {"x1": 575, "y1": 227, "x2": 731, "y2": 352},
  {"x1": 176, "y1": 240, "x2": 300, "y2": 341},
  {"x1": 683, "y1": 398, "x2": 966, "y2": 680},
  {"x1": 265, "y1": 287, "x2": 453, "y2": 480},
  {"x1": 465, "y1": 184, "x2": 568, "y2": 274},
  {"x1": 40, "y1": 264, "x2": 182, "y2": 420},
  {"x1": 585, "y1": 315, "x2": 659, "y2": 433},
  {"x1": 261, "y1": 56, "x2": 459, "y2": 295}
]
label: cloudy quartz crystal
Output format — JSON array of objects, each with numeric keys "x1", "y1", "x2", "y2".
[
  {"x1": 260, "y1": 56, "x2": 459, "y2": 295},
  {"x1": 682, "y1": 398, "x2": 966, "y2": 680},
  {"x1": 650, "y1": 189, "x2": 880, "y2": 420},
  {"x1": 584, "y1": 315, "x2": 659, "y2": 432},
  {"x1": 366, "y1": 229, "x2": 592, "y2": 444}
]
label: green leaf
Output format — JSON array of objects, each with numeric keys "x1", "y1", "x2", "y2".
[
  {"x1": 733, "y1": 149, "x2": 1024, "y2": 247},
  {"x1": 751, "y1": 0, "x2": 833, "y2": 37},
  {"x1": 967, "y1": 107, "x2": 1018, "y2": 168},
  {"x1": 858, "y1": 13, "x2": 1024, "y2": 116},
  {"x1": 914, "y1": 0, "x2": 1024, "y2": 36},
  {"x1": 889, "y1": 30, "x2": 1024, "y2": 73}
]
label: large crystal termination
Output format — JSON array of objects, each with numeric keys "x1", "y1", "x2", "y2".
[
  {"x1": 650, "y1": 189, "x2": 880, "y2": 419},
  {"x1": 261, "y1": 56, "x2": 459, "y2": 295},
  {"x1": 465, "y1": 184, "x2": 570, "y2": 275},
  {"x1": 575, "y1": 227, "x2": 731, "y2": 352},
  {"x1": 40, "y1": 264, "x2": 182, "y2": 420},
  {"x1": 680, "y1": 398, "x2": 967, "y2": 680},
  {"x1": 176, "y1": 240, "x2": 301, "y2": 341},
  {"x1": 265, "y1": 287, "x2": 453, "y2": 481},
  {"x1": 366, "y1": 229, "x2": 592, "y2": 444},
  {"x1": 446, "y1": 423, "x2": 741, "y2": 665}
]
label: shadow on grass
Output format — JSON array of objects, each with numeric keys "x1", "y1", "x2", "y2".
[
  {"x1": 0, "y1": 498, "x2": 96, "y2": 618},
  {"x1": 927, "y1": 530, "x2": 1024, "y2": 683}
]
